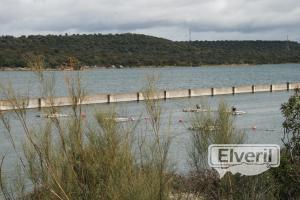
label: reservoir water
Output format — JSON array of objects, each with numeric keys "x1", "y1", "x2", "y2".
[
  {"x1": 0, "y1": 63, "x2": 299, "y2": 173},
  {"x1": 1, "y1": 63, "x2": 300, "y2": 97}
]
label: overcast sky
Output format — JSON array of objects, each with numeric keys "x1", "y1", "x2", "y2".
[{"x1": 0, "y1": 0, "x2": 300, "y2": 41}]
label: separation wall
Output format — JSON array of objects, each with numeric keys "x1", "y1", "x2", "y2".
[{"x1": 0, "y1": 82, "x2": 299, "y2": 111}]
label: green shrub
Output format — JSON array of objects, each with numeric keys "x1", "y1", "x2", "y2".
[{"x1": 0, "y1": 73, "x2": 172, "y2": 200}]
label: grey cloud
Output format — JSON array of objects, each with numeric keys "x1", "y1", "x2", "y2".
[{"x1": 0, "y1": 0, "x2": 300, "y2": 40}]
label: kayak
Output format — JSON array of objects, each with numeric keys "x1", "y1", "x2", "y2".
[
  {"x1": 114, "y1": 117, "x2": 135, "y2": 122},
  {"x1": 182, "y1": 108, "x2": 208, "y2": 112},
  {"x1": 232, "y1": 110, "x2": 246, "y2": 115},
  {"x1": 188, "y1": 125, "x2": 216, "y2": 131},
  {"x1": 103, "y1": 117, "x2": 135, "y2": 123},
  {"x1": 36, "y1": 113, "x2": 70, "y2": 118}
]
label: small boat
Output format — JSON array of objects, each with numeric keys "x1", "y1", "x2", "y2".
[
  {"x1": 188, "y1": 125, "x2": 216, "y2": 131},
  {"x1": 230, "y1": 106, "x2": 246, "y2": 115},
  {"x1": 182, "y1": 108, "x2": 208, "y2": 113},
  {"x1": 114, "y1": 117, "x2": 135, "y2": 122},
  {"x1": 36, "y1": 113, "x2": 70, "y2": 118},
  {"x1": 232, "y1": 110, "x2": 246, "y2": 115},
  {"x1": 264, "y1": 129, "x2": 276, "y2": 132},
  {"x1": 104, "y1": 117, "x2": 135, "y2": 123}
]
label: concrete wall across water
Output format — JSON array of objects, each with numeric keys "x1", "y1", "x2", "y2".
[{"x1": 0, "y1": 82, "x2": 299, "y2": 111}]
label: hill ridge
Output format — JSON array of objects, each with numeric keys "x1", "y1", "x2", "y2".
[{"x1": 0, "y1": 33, "x2": 299, "y2": 68}]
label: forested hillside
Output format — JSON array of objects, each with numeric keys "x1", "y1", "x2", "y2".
[{"x1": 0, "y1": 33, "x2": 299, "y2": 68}]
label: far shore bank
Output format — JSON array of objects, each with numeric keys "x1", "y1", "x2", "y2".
[{"x1": 0, "y1": 62, "x2": 299, "y2": 72}]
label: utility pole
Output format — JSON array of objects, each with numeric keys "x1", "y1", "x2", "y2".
[
  {"x1": 189, "y1": 28, "x2": 192, "y2": 67},
  {"x1": 286, "y1": 35, "x2": 290, "y2": 51}
]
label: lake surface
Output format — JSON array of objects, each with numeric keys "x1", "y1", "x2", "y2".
[
  {"x1": 0, "y1": 64, "x2": 299, "y2": 174},
  {"x1": 0, "y1": 63, "x2": 300, "y2": 97}
]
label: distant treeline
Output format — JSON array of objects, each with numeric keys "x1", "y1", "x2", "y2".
[{"x1": 0, "y1": 33, "x2": 299, "y2": 68}]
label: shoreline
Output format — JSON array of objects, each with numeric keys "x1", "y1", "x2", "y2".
[{"x1": 0, "y1": 62, "x2": 299, "y2": 72}]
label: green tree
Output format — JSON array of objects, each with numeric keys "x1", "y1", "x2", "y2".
[
  {"x1": 281, "y1": 88, "x2": 300, "y2": 159},
  {"x1": 270, "y1": 88, "x2": 300, "y2": 199}
]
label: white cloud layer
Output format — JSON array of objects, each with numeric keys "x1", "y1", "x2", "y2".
[{"x1": 0, "y1": 0, "x2": 300, "y2": 41}]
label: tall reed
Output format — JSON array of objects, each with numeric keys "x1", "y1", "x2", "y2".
[{"x1": 0, "y1": 59, "x2": 172, "y2": 199}]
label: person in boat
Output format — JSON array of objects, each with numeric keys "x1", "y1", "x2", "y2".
[
  {"x1": 231, "y1": 106, "x2": 237, "y2": 112},
  {"x1": 196, "y1": 104, "x2": 201, "y2": 109}
]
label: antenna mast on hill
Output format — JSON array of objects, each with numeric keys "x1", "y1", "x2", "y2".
[
  {"x1": 286, "y1": 35, "x2": 290, "y2": 51},
  {"x1": 189, "y1": 28, "x2": 192, "y2": 66}
]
